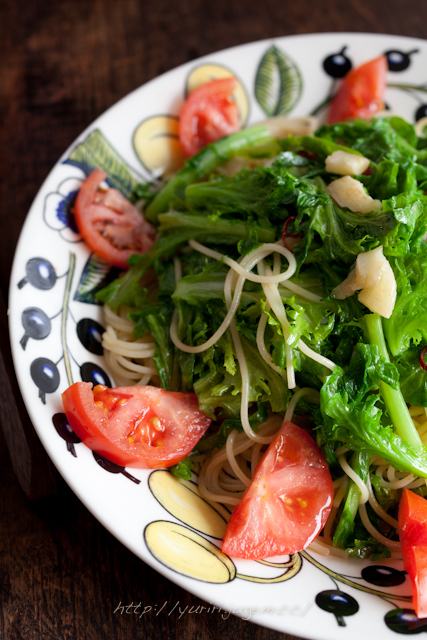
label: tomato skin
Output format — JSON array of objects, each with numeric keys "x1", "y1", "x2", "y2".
[
  {"x1": 62, "y1": 382, "x2": 211, "y2": 469},
  {"x1": 399, "y1": 489, "x2": 427, "y2": 618},
  {"x1": 403, "y1": 546, "x2": 427, "y2": 618},
  {"x1": 74, "y1": 168, "x2": 155, "y2": 269},
  {"x1": 328, "y1": 55, "x2": 387, "y2": 125},
  {"x1": 221, "y1": 421, "x2": 333, "y2": 559},
  {"x1": 399, "y1": 488, "x2": 427, "y2": 551},
  {"x1": 179, "y1": 78, "x2": 241, "y2": 158}
]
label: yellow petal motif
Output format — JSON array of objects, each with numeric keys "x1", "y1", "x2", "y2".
[
  {"x1": 146, "y1": 473, "x2": 300, "y2": 586},
  {"x1": 148, "y1": 470, "x2": 229, "y2": 539},
  {"x1": 186, "y1": 64, "x2": 249, "y2": 126},
  {"x1": 133, "y1": 115, "x2": 185, "y2": 178},
  {"x1": 237, "y1": 555, "x2": 302, "y2": 583},
  {"x1": 145, "y1": 521, "x2": 236, "y2": 583}
]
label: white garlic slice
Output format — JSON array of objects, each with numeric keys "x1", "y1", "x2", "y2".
[
  {"x1": 327, "y1": 176, "x2": 382, "y2": 214},
  {"x1": 355, "y1": 246, "x2": 386, "y2": 289},
  {"x1": 325, "y1": 150, "x2": 370, "y2": 176},
  {"x1": 358, "y1": 258, "x2": 397, "y2": 319},
  {"x1": 332, "y1": 246, "x2": 396, "y2": 318},
  {"x1": 331, "y1": 266, "x2": 359, "y2": 300}
]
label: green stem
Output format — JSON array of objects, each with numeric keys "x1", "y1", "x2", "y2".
[
  {"x1": 279, "y1": 135, "x2": 362, "y2": 158},
  {"x1": 310, "y1": 95, "x2": 333, "y2": 116},
  {"x1": 300, "y1": 550, "x2": 411, "y2": 601},
  {"x1": 333, "y1": 452, "x2": 370, "y2": 549},
  {"x1": 145, "y1": 124, "x2": 273, "y2": 223},
  {"x1": 158, "y1": 212, "x2": 277, "y2": 244},
  {"x1": 387, "y1": 82, "x2": 427, "y2": 93},
  {"x1": 365, "y1": 312, "x2": 422, "y2": 452}
]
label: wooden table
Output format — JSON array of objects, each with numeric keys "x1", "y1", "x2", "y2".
[{"x1": 1, "y1": 1, "x2": 425, "y2": 638}]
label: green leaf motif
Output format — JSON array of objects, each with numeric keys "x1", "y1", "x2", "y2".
[
  {"x1": 64, "y1": 129, "x2": 143, "y2": 199},
  {"x1": 255, "y1": 45, "x2": 302, "y2": 117},
  {"x1": 74, "y1": 253, "x2": 119, "y2": 305}
]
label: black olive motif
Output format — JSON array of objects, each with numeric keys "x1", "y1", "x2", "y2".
[
  {"x1": 361, "y1": 565, "x2": 407, "y2": 587},
  {"x1": 80, "y1": 362, "x2": 111, "y2": 387},
  {"x1": 52, "y1": 413, "x2": 81, "y2": 457},
  {"x1": 415, "y1": 105, "x2": 427, "y2": 122},
  {"x1": 77, "y1": 318, "x2": 105, "y2": 355},
  {"x1": 315, "y1": 589, "x2": 359, "y2": 627},
  {"x1": 323, "y1": 47, "x2": 352, "y2": 78},
  {"x1": 18, "y1": 258, "x2": 57, "y2": 290},
  {"x1": 385, "y1": 49, "x2": 418, "y2": 72},
  {"x1": 92, "y1": 452, "x2": 140, "y2": 484},
  {"x1": 385, "y1": 608, "x2": 427, "y2": 634},
  {"x1": 30, "y1": 357, "x2": 60, "y2": 403},
  {"x1": 20, "y1": 307, "x2": 52, "y2": 350}
]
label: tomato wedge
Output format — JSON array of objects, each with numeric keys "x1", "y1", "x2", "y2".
[
  {"x1": 74, "y1": 168, "x2": 155, "y2": 269},
  {"x1": 179, "y1": 77, "x2": 241, "y2": 158},
  {"x1": 222, "y1": 421, "x2": 333, "y2": 559},
  {"x1": 399, "y1": 488, "x2": 427, "y2": 550},
  {"x1": 62, "y1": 382, "x2": 211, "y2": 469},
  {"x1": 328, "y1": 55, "x2": 387, "y2": 125},
  {"x1": 399, "y1": 488, "x2": 427, "y2": 618},
  {"x1": 403, "y1": 546, "x2": 427, "y2": 618}
]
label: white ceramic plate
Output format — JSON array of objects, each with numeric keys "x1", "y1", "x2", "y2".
[{"x1": 9, "y1": 33, "x2": 427, "y2": 640}]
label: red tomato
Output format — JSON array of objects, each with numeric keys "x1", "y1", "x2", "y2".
[
  {"x1": 62, "y1": 382, "x2": 211, "y2": 469},
  {"x1": 179, "y1": 78, "x2": 241, "y2": 158},
  {"x1": 399, "y1": 488, "x2": 427, "y2": 550},
  {"x1": 398, "y1": 488, "x2": 427, "y2": 618},
  {"x1": 221, "y1": 421, "x2": 333, "y2": 559},
  {"x1": 328, "y1": 55, "x2": 387, "y2": 125},
  {"x1": 74, "y1": 168, "x2": 155, "y2": 269},
  {"x1": 403, "y1": 546, "x2": 427, "y2": 618}
]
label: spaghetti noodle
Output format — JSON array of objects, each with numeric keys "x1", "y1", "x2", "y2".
[
  {"x1": 102, "y1": 285, "x2": 427, "y2": 555},
  {"x1": 98, "y1": 115, "x2": 427, "y2": 562}
]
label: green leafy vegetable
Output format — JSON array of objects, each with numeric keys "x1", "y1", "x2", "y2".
[
  {"x1": 384, "y1": 254, "x2": 427, "y2": 356},
  {"x1": 395, "y1": 349, "x2": 427, "y2": 407},
  {"x1": 364, "y1": 313, "x2": 422, "y2": 451},
  {"x1": 96, "y1": 115, "x2": 427, "y2": 554},
  {"x1": 344, "y1": 508, "x2": 393, "y2": 561},
  {"x1": 315, "y1": 117, "x2": 427, "y2": 165},
  {"x1": 333, "y1": 452, "x2": 370, "y2": 549},
  {"x1": 145, "y1": 123, "x2": 279, "y2": 222},
  {"x1": 196, "y1": 403, "x2": 268, "y2": 454},
  {"x1": 319, "y1": 342, "x2": 427, "y2": 475},
  {"x1": 170, "y1": 457, "x2": 192, "y2": 480}
]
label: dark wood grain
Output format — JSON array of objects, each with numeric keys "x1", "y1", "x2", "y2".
[
  {"x1": 1, "y1": 0, "x2": 426, "y2": 638},
  {"x1": 0, "y1": 287, "x2": 57, "y2": 499}
]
